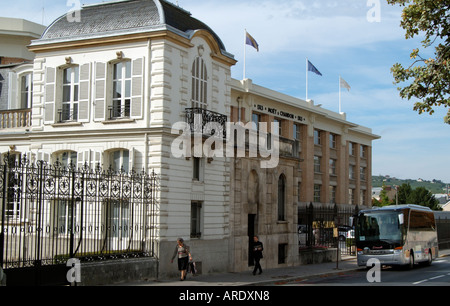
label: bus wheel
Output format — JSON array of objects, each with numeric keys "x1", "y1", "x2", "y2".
[
  {"x1": 409, "y1": 251, "x2": 414, "y2": 269},
  {"x1": 425, "y1": 250, "x2": 432, "y2": 266}
]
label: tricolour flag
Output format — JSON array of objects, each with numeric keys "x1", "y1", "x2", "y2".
[
  {"x1": 307, "y1": 60, "x2": 322, "y2": 76},
  {"x1": 246, "y1": 31, "x2": 259, "y2": 52},
  {"x1": 340, "y1": 77, "x2": 351, "y2": 91}
]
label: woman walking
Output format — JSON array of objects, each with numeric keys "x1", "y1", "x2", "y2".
[{"x1": 171, "y1": 238, "x2": 192, "y2": 281}]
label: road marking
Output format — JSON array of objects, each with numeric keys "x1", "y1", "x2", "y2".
[
  {"x1": 429, "y1": 275, "x2": 445, "y2": 280},
  {"x1": 413, "y1": 274, "x2": 447, "y2": 285}
]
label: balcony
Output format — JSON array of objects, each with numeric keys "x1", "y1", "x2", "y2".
[
  {"x1": 0, "y1": 109, "x2": 31, "y2": 130},
  {"x1": 185, "y1": 108, "x2": 228, "y2": 139}
]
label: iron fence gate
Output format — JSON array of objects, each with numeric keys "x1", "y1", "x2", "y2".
[
  {"x1": 0, "y1": 154, "x2": 157, "y2": 285},
  {"x1": 298, "y1": 203, "x2": 358, "y2": 256}
]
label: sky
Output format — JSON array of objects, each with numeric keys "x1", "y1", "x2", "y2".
[{"x1": 4, "y1": 0, "x2": 450, "y2": 184}]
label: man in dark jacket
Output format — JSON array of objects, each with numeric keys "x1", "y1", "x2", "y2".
[{"x1": 252, "y1": 235, "x2": 264, "y2": 275}]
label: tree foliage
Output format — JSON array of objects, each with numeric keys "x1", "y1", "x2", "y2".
[
  {"x1": 387, "y1": 0, "x2": 450, "y2": 124},
  {"x1": 396, "y1": 183, "x2": 442, "y2": 210}
]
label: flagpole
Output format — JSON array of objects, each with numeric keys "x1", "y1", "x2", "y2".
[
  {"x1": 306, "y1": 58, "x2": 308, "y2": 101},
  {"x1": 339, "y1": 76, "x2": 342, "y2": 113},
  {"x1": 244, "y1": 29, "x2": 247, "y2": 80}
]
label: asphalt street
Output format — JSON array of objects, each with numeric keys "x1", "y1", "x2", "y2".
[{"x1": 281, "y1": 255, "x2": 450, "y2": 286}]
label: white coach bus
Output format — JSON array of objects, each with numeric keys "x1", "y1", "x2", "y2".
[{"x1": 354, "y1": 205, "x2": 438, "y2": 268}]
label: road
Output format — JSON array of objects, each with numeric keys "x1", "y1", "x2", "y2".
[{"x1": 283, "y1": 256, "x2": 450, "y2": 286}]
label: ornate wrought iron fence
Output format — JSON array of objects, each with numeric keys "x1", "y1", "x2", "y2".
[{"x1": 0, "y1": 154, "x2": 157, "y2": 270}]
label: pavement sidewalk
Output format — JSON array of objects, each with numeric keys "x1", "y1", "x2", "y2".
[
  {"x1": 129, "y1": 256, "x2": 359, "y2": 286},
  {"x1": 127, "y1": 249, "x2": 450, "y2": 287}
]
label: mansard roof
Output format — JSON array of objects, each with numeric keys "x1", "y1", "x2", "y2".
[{"x1": 33, "y1": 0, "x2": 229, "y2": 55}]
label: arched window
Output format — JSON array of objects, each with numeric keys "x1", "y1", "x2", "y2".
[
  {"x1": 53, "y1": 151, "x2": 77, "y2": 168},
  {"x1": 278, "y1": 174, "x2": 286, "y2": 221},
  {"x1": 191, "y1": 57, "x2": 208, "y2": 109},
  {"x1": 109, "y1": 149, "x2": 130, "y2": 173}
]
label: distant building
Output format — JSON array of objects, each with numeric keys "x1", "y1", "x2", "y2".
[{"x1": 0, "y1": 17, "x2": 46, "y2": 114}]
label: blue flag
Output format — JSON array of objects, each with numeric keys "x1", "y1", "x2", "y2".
[
  {"x1": 246, "y1": 31, "x2": 259, "y2": 52},
  {"x1": 308, "y1": 60, "x2": 322, "y2": 76}
]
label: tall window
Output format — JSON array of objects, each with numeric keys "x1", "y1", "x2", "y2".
[
  {"x1": 314, "y1": 184, "x2": 321, "y2": 202},
  {"x1": 191, "y1": 201, "x2": 202, "y2": 238},
  {"x1": 360, "y1": 145, "x2": 367, "y2": 158},
  {"x1": 329, "y1": 133, "x2": 336, "y2": 149},
  {"x1": 20, "y1": 73, "x2": 33, "y2": 109},
  {"x1": 252, "y1": 113, "x2": 260, "y2": 131},
  {"x1": 314, "y1": 129, "x2": 321, "y2": 145},
  {"x1": 107, "y1": 199, "x2": 130, "y2": 240},
  {"x1": 62, "y1": 66, "x2": 79, "y2": 121},
  {"x1": 278, "y1": 175, "x2": 286, "y2": 221},
  {"x1": 329, "y1": 159, "x2": 337, "y2": 175},
  {"x1": 112, "y1": 61, "x2": 131, "y2": 119},
  {"x1": 293, "y1": 124, "x2": 301, "y2": 140},
  {"x1": 349, "y1": 188, "x2": 355, "y2": 205},
  {"x1": 191, "y1": 57, "x2": 207, "y2": 109},
  {"x1": 329, "y1": 186, "x2": 336, "y2": 203},
  {"x1": 349, "y1": 165, "x2": 356, "y2": 179},
  {"x1": 193, "y1": 157, "x2": 203, "y2": 181},
  {"x1": 314, "y1": 156, "x2": 321, "y2": 173}
]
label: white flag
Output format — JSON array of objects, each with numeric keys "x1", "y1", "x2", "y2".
[{"x1": 340, "y1": 77, "x2": 351, "y2": 91}]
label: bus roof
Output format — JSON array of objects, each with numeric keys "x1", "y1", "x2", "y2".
[{"x1": 360, "y1": 204, "x2": 433, "y2": 214}]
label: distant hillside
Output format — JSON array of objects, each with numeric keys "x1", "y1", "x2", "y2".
[{"x1": 372, "y1": 175, "x2": 449, "y2": 195}]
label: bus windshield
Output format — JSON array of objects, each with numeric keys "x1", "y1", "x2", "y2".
[{"x1": 356, "y1": 211, "x2": 403, "y2": 245}]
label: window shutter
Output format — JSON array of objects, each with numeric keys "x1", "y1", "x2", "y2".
[
  {"x1": 37, "y1": 151, "x2": 50, "y2": 164},
  {"x1": 94, "y1": 62, "x2": 106, "y2": 121},
  {"x1": 129, "y1": 147, "x2": 135, "y2": 173},
  {"x1": 78, "y1": 63, "x2": 91, "y2": 122},
  {"x1": 78, "y1": 150, "x2": 102, "y2": 171},
  {"x1": 44, "y1": 67, "x2": 56, "y2": 124},
  {"x1": 7, "y1": 71, "x2": 17, "y2": 109},
  {"x1": 131, "y1": 57, "x2": 144, "y2": 119}
]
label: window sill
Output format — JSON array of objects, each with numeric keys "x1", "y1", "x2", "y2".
[
  {"x1": 277, "y1": 220, "x2": 288, "y2": 224},
  {"x1": 102, "y1": 118, "x2": 136, "y2": 124},
  {"x1": 52, "y1": 122, "x2": 83, "y2": 127}
]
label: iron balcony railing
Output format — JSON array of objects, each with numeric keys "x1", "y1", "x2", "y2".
[{"x1": 185, "y1": 108, "x2": 228, "y2": 139}]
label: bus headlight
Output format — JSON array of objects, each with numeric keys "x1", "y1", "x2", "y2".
[{"x1": 394, "y1": 247, "x2": 403, "y2": 255}]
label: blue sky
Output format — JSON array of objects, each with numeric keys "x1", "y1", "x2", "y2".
[{"x1": 5, "y1": 0, "x2": 450, "y2": 184}]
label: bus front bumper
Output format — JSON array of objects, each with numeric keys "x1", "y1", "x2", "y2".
[{"x1": 357, "y1": 249, "x2": 407, "y2": 267}]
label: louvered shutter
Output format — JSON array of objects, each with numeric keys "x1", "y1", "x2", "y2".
[
  {"x1": 78, "y1": 63, "x2": 91, "y2": 122},
  {"x1": 94, "y1": 62, "x2": 106, "y2": 121},
  {"x1": 44, "y1": 67, "x2": 56, "y2": 124},
  {"x1": 131, "y1": 57, "x2": 144, "y2": 119}
]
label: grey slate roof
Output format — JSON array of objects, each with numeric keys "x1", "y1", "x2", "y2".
[{"x1": 34, "y1": 0, "x2": 228, "y2": 54}]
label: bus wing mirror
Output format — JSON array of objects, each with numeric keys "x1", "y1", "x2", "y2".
[
  {"x1": 398, "y1": 213, "x2": 404, "y2": 225},
  {"x1": 349, "y1": 217, "x2": 354, "y2": 227}
]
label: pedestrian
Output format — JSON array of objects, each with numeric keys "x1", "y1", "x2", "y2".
[
  {"x1": 170, "y1": 238, "x2": 192, "y2": 281},
  {"x1": 252, "y1": 235, "x2": 263, "y2": 275}
]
